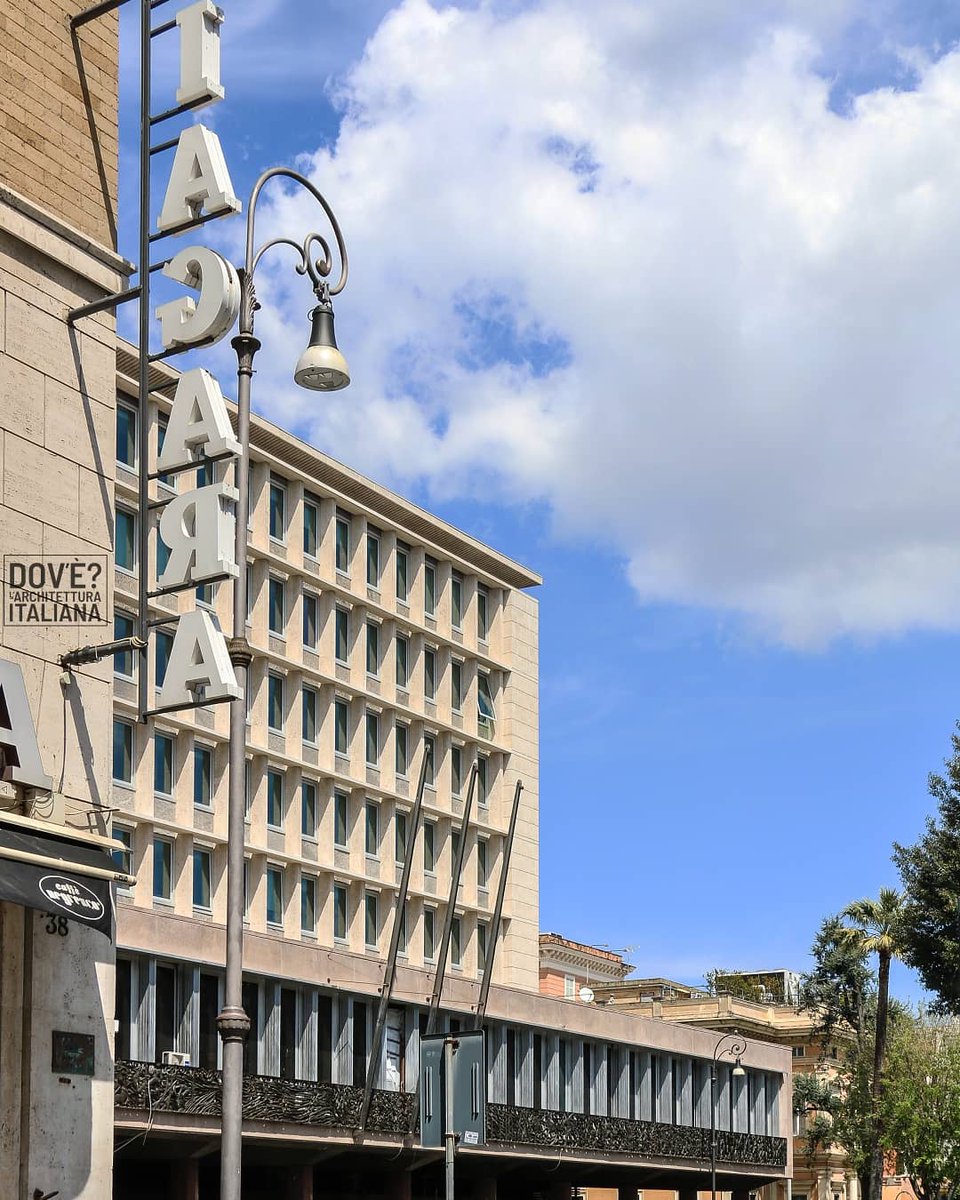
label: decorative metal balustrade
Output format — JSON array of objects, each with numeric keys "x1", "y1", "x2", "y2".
[{"x1": 114, "y1": 1061, "x2": 786, "y2": 1169}]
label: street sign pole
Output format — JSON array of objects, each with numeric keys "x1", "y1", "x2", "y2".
[{"x1": 444, "y1": 1036, "x2": 457, "y2": 1200}]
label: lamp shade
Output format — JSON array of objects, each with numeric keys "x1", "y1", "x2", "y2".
[
  {"x1": 732, "y1": 1058, "x2": 746, "y2": 1077},
  {"x1": 294, "y1": 300, "x2": 350, "y2": 391}
]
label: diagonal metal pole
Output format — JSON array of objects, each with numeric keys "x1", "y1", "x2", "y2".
[
  {"x1": 475, "y1": 779, "x2": 523, "y2": 1025},
  {"x1": 357, "y1": 743, "x2": 433, "y2": 1133}
]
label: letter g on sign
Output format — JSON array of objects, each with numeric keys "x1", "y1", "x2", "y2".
[{"x1": 156, "y1": 244, "x2": 241, "y2": 349}]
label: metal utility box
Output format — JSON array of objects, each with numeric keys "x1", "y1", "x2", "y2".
[{"x1": 419, "y1": 1029, "x2": 487, "y2": 1149}]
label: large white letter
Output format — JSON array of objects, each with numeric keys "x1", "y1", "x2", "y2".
[
  {"x1": 157, "y1": 481, "x2": 238, "y2": 589},
  {"x1": 158, "y1": 124, "x2": 239, "y2": 233},
  {"x1": 176, "y1": 0, "x2": 224, "y2": 107},
  {"x1": 157, "y1": 610, "x2": 240, "y2": 710},
  {"x1": 159, "y1": 368, "x2": 240, "y2": 472},
  {"x1": 156, "y1": 244, "x2": 240, "y2": 349},
  {"x1": 0, "y1": 660, "x2": 52, "y2": 792}
]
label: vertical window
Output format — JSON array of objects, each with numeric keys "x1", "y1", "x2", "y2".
[
  {"x1": 196, "y1": 457, "x2": 214, "y2": 488},
  {"x1": 423, "y1": 821, "x2": 436, "y2": 874},
  {"x1": 269, "y1": 478, "x2": 286, "y2": 541},
  {"x1": 478, "y1": 672, "x2": 496, "y2": 736},
  {"x1": 396, "y1": 543, "x2": 409, "y2": 602},
  {"x1": 335, "y1": 698, "x2": 348, "y2": 756},
  {"x1": 477, "y1": 922, "x2": 488, "y2": 972},
  {"x1": 268, "y1": 577, "x2": 285, "y2": 635},
  {"x1": 477, "y1": 755, "x2": 488, "y2": 806},
  {"x1": 366, "y1": 529, "x2": 380, "y2": 588},
  {"x1": 451, "y1": 917, "x2": 462, "y2": 967},
  {"x1": 195, "y1": 580, "x2": 214, "y2": 608},
  {"x1": 246, "y1": 564, "x2": 255, "y2": 621},
  {"x1": 153, "y1": 837, "x2": 172, "y2": 900},
  {"x1": 364, "y1": 892, "x2": 379, "y2": 948},
  {"x1": 365, "y1": 711, "x2": 379, "y2": 766},
  {"x1": 156, "y1": 528, "x2": 171, "y2": 577},
  {"x1": 114, "y1": 612, "x2": 135, "y2": 679},
  {"x1": 193, "y1": 847, "x2": 212, "y2": 909},
  {"x1": 302, "y1": 592, "x2": 318, "y2": 649},
  {"x1": 424, "y1": 558, "x2": 436, "y2": 616},
  {"x1": 115, "y1": 508, "x2": 137, "y2": 572},
  {"x1": 112, "y1": 826, "x2": 133, "y2": 876},
  {"x1": 451, "y1": 829, "x2": 461, "y2": 871},
  {"x1": 301, "y1": 779, "x2": 317, "y2": 838},
  {"x1": 334, "y1": 791, "x2": 348, "y2": 848},
  {"x1": 395, "y1": 810, "x2": 408, "y2": 864},
  {"x1": 477, "y1": 839, "x2": 488, "y2": 889},
  {"x1": 335, "y1": 511, "x2": 350, "y2": 573},
  {"x1": 268, "y1": 674, "x2": 284, "y2": 732},
  {"x1": 333, "y1": 883, "x2": 348, "y2": 940},
  {"x1": 155, "y1": 629, "x2": 173, "y2": 687},
  {"x1": 156, "y1": 414, "x2": 174, "y2": 489},
  {"x1": 266, "y1": 867, "x2": 283, "y2": 925},
  {"x1": 477, "y1": 585, "x2": 489, "y2": 641},
  {"x1": 564, "y1": 975, "x2": 575, "y2": 999},
  {"x1": 365, "y1": 802, "x2": 379, "y2": 856},
  {"x1": 451, "y1": 573, "x2": 463, "y2": 629},
  {"x1": 116, "y1": 401, "x2": 137, "y2": 467},
  {"x1": 279, "y1": 988, "x2": 298, "y2": 1081},
  {"x1": 451, "y1": 746, "x2": 462, "y2": 796},
  {"x1": 244, "y1": 761, "x2": 252, "y2": 820},
  {"x1": 451, "y1": 660, "x2": 463, "y2": 712},
  {"x1": 424, "y1": 648, "x2": 436, "y2": 700},
  {"x1": 303, "y1": 496, "x2": 319, "y2": 558},
  {"x1": 397, "y1": 903, "x2": 408, "y2": 955},
  {"x1": 267, "y1": 769, "x2": 283, "y2": 828},
  {"x1": 113, "y1": 720, "x2": 133, "y2": 784},
  {"x1": 396, "y1": 635, "x2": 408, "y2": 688},
  {"x1": 366, "y1": 622, "x2": 379, "y2": 676},
  {"x1": 246, "y1": 463, "x2": 256, "y2": 529},
  {"x1": 423, "y1": 908, "x2": 436, "y2": 960},
  {"x1": 423, "y1": 735, "x2": 435, "y2": 785},
  {"x1": 302, "y1": 686, "x2": 318, "y2": 744},
  {"x1": 193, "y1": 744, "x2": 213, "y2": 807},
  {"x1": 154, "y1": 733, "x2": 174, "y2": 796},
  {"x1": 301, "y1": 876, "x2": 316, "y2": 934},
  {"x1": 335, "y1": 608, "x2": 349, "y2": 664},
  {"x1": 395, "y1": 723, "x2": 408, "y2": 777}
]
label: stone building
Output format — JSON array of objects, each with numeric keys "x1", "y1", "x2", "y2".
[{"x1": 0, "y1": 1, "x2": 127, "y2": 1197}]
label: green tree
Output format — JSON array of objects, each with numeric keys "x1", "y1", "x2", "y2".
[
  {"x1": 838, "y1": 889, "x2": 907, "y2": 1200},
  {"x1": 894, "y1": 726, "x2": 960, "y2": 1015},
  {"x1": 880, "y1": 1016, "x2": 960, "y2": 1200},
  {"x1": 801, "y1": 915, "x2": 874, "y2": 1045}
]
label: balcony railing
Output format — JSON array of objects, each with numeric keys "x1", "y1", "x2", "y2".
[{"x1": 115, "y1": 1062, "x2": 787, "y2": 1169}]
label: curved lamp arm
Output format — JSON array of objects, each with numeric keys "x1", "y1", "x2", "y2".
[
  {"x1": 238, "y1": 166, "x2": 349, "y2": 336},
  {"x1": 713, "y1": 1031, "x2": 747, "y2": 1065}
]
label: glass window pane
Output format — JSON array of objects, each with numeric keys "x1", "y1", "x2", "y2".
[
  {"x1": 333, "y1": 884, "x2": 347, "y2": 940},
  {"x1": 336, "y1": 515, "x2": 350, "y2": 573},
  {"x1": 424, "y1": 649, "x2": 435, "y2": 700},
  {"x1": 424, "y1": 821, "x2": 435, "y2": 873},
  {"x1": 114, "y1": 612, "x2": 135, "y2": 678},
  {"x1": 451, "y1": 574, "x2": 462, "y2": 628},
  {"x1": 366, "y1": 622, "x2": 379, "y2": 675},
  {"x1": 365, "y1": 893, "x2": 378, "y2": 947},
  {"x1": 395, "y1": 724, "x2": 407, "y2": 776},
  {"x1": 303, "y1": 594, "x2": 318, "y2": 648},
  {"x1": 269, "y1": 578, "x2": 284, "y2": 635},
  {"x1": 451, "y1": 746, "x2": 462, "y2": 795},
  {"x1": 116, "y1": 509, "x2": 136, "y2": 572},
  {"x1": 478, "y1": 673, "x2": 496, "y2": 719},
  {"x1": 116, "y1": 403, "x2": 136, "y2": 467},
  {"x1": 451, "y1": 661, "x2": 462, "y2": 711},
  {"x1": 335, "y1": 699, "x2": 348, "y2": 756},
  {"x1": 395, "y1": 811, "x2": 407, "y2": 864},
  {"x1": 302, "y1": 688, "x2": 317, "y2": 744},
  {"x1": 334, "y1": 792, "x2": 348, "y2": 847},
  {"x1": 365, "y1": 712, "x2": 379, "y2": 766},
  {"x1": 153, "y1": 838, "x2": 171, "y2": 899},
  {"x1": 267, "y1": 769, "x2": 283, "y2": 828},
  {"x1": 194, "y1": 745, "x2": 212, "y2": 806},
  {"x1": 335, "y1": 609, "x2": 349, "y2": 663},
  {"x1": 269, "y1": 481, "x2": 286, "y2": 540},
  {"x1": 113, "y1": 720, "x2": 133, "y2": 783},
  {"x1": 365, "y1": 802, "x2": 379, "y2": 855},
  {"x1": 396, "y1": 547, "x2": 408, "y2": 602},
  {"x1": 424, "y1": 909, "x2": 435, "y2": 960},
  {"x1": 154, "y1": 734, "x2": 173, "y2": 795},
  {"x1": 268, "y1": 675, "x2": 284, "y2": 731},
  {"x1": 301, "y1": 877, "x2": 316, "y2": 932},
  {"x1": 193, "y1": 848, "x2": 211, "y2": 908},
  {"x1": 477, "y1": 586, "x2": 488, "y2": 640},
  {"x1": 266, "y1": 868, "x2": 282, "y2": 924},
  {"x1": 396, "y1": 636, "x2": 407, "y2": 688},
  {"x1": 424, "y1": 560, "x2": 436, "y2": 615},
  {"x1": 303, "y1": 500, "x2": 318, "y2": 558},
  {"x1": 367, "y1": 533, "x2": 380, "y2": 587},
  {"x1": 301, "y1": 781, "x2": 317, "y2": 837},
  {"x1": 155, "y1": 630, "x2": 173, "y2": 687}
]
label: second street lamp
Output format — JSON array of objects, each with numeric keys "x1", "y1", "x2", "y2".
[
  {"x1": 710, "y1": 1031, "x2": 747, "y2": 1200},
  {"x1": 217, "y1": 165, "x2": 349, "y2": 1200}
]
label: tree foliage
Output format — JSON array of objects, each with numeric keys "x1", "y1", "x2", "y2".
[
  {"x1": 879, "y1": 1016, "x2": 960, "y2": 1200},
  {"x1": 894, "y1": 725, "x2": 960, "y2": 1015},
  {"x1": 800, "y1": 914, "x2": 874, "y2": 1045}
]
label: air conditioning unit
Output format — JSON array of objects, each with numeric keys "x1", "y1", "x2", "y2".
[{"x1": 161, "y1": 1051, "x2": 191, "y2": 1067}]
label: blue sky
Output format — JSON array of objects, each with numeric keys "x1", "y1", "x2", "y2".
[{"x1": 119, "y1": 0, "x2": 960, "y2": 998}]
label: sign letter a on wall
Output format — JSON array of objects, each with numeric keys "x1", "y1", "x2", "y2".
[{"x1": 0, "y1": 660, "x2": 52, "y2": 793}]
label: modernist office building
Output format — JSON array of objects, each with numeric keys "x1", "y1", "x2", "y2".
[{"x1": 109, "y1": 347, "x2": 793, "y2": 1200}]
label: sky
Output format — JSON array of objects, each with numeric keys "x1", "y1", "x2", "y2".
[{"x1": 116, "y1": 0, "x2": 960, "y2": 1000}]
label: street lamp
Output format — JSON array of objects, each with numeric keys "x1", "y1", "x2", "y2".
[
  {"x1": 216, "y1": 166, "x2": 349, "y2": 1200},
  {"x1": 711, "y1": 1032, "x2": 747, "y2": 1200}
]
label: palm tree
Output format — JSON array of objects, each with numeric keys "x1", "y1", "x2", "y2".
[{"x1": 838, "y1": 888, "x2": 906, "y2": 1200}]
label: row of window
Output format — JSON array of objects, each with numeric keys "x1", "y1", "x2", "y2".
[
  {"x1": 117, "y1": 400, "x2": 492, "y2": 639},
  {"x1": 113, "y1": 713, "x2": 492, "y2": 804},
  {"x1": 117, "y1": 831, "x2": 487, "y2": 965}
]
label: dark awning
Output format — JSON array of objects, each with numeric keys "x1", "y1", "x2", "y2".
[{"x1": 0, "y1": 824, "x2": 118, "y2": 938}]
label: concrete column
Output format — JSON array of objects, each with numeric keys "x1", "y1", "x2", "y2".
[
  {"x1": 816, "y1": 1173, "x2": 831, "y2": 1200},
  {"x1": 847, "y1": 1175, "x2": 859, "y2": 1200}
]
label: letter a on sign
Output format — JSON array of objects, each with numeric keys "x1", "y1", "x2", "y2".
[
  {"x1": 157, "y1": 610, "x2": 240, "y2": 712},
  {"x1": 0, "y1": 660, "x2": 52, "y2": 793},
  {"x1": 158, "y1": 368, "x2": 240, "y2": 473},
  {"x1": 158, "y1": 124, "x2": 239, "y2": 233}
]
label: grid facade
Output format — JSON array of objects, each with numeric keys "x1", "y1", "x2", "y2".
[{"x1": 111, "y1": 352, "x2": 541, "y2": 993}]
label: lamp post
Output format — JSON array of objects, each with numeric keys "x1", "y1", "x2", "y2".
[
  {"x1": 216, "y1": 166, "x2": 349, "y2": 1200},
  {"x1": 710, "y1": 1032, "x2": 747, "y2": 1200}
]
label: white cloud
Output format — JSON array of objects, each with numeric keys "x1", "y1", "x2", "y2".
[{"x1": 240, "y1": 0, "x2": 960, "y2": 646}]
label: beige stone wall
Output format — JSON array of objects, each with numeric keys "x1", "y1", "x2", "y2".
[{"x1": 0, "y1": 0, "x2": 118, "y2": 247}]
